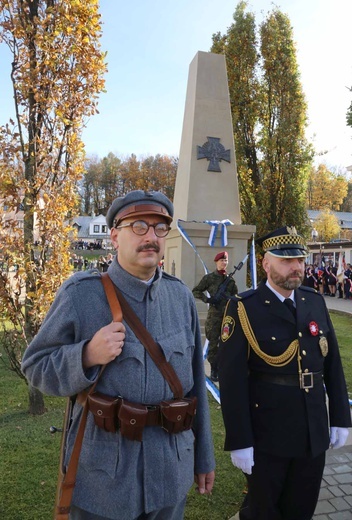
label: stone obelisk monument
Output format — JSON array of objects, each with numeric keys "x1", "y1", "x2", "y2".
[{"x1": 164, "y1": 51, "x2": 255, "y2": 293}]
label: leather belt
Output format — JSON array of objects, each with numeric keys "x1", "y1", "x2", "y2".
[
  {"x1": 87, "y1": 392, "x2": 197, "y2": 439},
  {"x1": 144, "y1": 405, "x2": 162, "y2": 426},
  {"x1": 249, "y1": 370, "x2": 323, "y2": 389}
]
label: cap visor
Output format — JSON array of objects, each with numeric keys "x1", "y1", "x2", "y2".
[
  {"x1": 119, "y1": 209, "x2": 173, "y2": 225},
  {"x1": 267, "y1": 248, "x2": 308, "y2": 258}
]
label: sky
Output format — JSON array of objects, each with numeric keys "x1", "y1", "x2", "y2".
[{"x1": 0, "y1": 0, "x2": 352, "y2": 171}]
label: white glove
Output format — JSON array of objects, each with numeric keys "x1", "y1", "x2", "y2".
[
  {"x1": 230, "y1": 447, "x2": 254, "y2": 475},
  {"x1": 330, "y1": 427, "x2": 349, "y2": 449}
]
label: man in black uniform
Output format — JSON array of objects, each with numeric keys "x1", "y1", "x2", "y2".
[{"x1": 218, "y1": 226, "x2": 351, "y2": 520}]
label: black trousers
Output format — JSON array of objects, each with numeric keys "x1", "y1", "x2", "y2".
[{"x1": 239, "y1": 450, "x2": 326, "y2": 520}]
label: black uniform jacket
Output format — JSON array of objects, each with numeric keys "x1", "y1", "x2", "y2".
[{"x1": 218, "y1": 282, "x2": 351, "y2": 458}]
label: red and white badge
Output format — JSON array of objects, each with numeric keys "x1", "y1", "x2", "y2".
[{"x1": 309, "y1": 321, "x2": 319, "y2": 336}]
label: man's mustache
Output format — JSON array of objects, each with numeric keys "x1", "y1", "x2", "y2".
[{"x1": 136, "y1": 243, "x2": 160, "y2": 253}]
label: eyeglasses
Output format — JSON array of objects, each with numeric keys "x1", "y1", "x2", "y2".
[{"x1": 114, "y1": 220, "x2": 171, "y2": 238}]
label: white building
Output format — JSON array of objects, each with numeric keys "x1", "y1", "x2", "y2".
[{"x1": 70, "y1": 214, "x2": 111, "y2": 249}]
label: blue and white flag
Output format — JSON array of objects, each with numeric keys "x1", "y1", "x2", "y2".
[
  {"x1": 176, "y1": 220, "x2": 209, "y2": 274},
  {"x1": 203, "y1": 339, "x2": 221, "y2": 403},
  {"x1": 250, "y1": 233, "x2": 257, "y2": 289}
]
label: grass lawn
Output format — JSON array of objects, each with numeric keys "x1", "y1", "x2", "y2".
[{"x1": 1, "y1": 311, "x2": 351, "y2": 520}]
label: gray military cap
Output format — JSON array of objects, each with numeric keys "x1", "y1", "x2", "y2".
[{"x1": 106, "y1": 190, "x2": 174, "y2": 229}]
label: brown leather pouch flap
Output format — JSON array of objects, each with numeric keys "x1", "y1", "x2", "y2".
[
  {"x1": 160, "y1": 397, "x2": 197, "y2": 433},
  {"x1": 118, "y1": 399, "x2": 148, "y2": 442},
  {"x1": 88, "y1": 392, "x2": 120, "y2": 419},
  {"x1": 87, "y1": 392, "x2": 120, "y2": 433},
  {"x1": 118, "y1": 399, "x2": 148, "y2": 427},
  {"x1": 160, "y1": 399, "x2": 190, "y2": 422}
]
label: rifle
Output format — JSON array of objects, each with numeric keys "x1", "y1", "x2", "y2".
[{"x1": 210, "y1": 254, "x2": 248, "y2": 309}]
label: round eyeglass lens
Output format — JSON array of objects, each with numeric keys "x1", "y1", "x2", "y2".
[
  {"x1": 154, "y1": 223, "x2": 169, "y2": 237},
  {"x1": 131, "y1": 221, "x2": 149, "y2": 235},
  {"x1": 131, "y1": 221, "x2": 170, "y2": 237}
]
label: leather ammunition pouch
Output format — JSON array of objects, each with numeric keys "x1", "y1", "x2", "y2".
[
  {"x1": 118, "y1": 399, "x2": 148, "y2": 442},
  {"x1": 160, "y1": 397, "x2": 197, "y2": 434},
  {"x1": 87, "y1": 391, "x2": 197, "y2": 441},
  {"x1": 87, "y1": 392, "x2": 120, "y2": 433}
]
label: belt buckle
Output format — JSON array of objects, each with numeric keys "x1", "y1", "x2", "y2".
[{"x1": 300, "y1": 372, "x2": 313, "y2": 389}]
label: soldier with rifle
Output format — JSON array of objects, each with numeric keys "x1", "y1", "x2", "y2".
[{"x1": 192, "y1": 251, "x2": 238, "y2": 382}]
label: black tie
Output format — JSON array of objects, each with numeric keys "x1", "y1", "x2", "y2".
[{"x1": 284, "y1": 298, "x2": 296, "y2": 318}]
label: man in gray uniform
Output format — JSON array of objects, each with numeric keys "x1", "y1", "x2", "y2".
[{"x1": 22, "y1": 190, "x2": 215, "y2": 520}]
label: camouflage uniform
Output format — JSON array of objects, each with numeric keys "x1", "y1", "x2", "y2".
[{"x1": 192, "y1": 271, "x2": 238, "y2": 367}]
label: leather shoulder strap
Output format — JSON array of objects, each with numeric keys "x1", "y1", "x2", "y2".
[
  {"x1": 101, "y1": 272, "x2": 184, "y2": 399},
  {"x1": 55, "y1": 273, "x2": 121, "y2": 519},
  {"x1": 55, "y1": 367, "x2": 104, "y2": 519},
  {"x1": 101, "y1": 272, "x2": 123, "y2": 322}
]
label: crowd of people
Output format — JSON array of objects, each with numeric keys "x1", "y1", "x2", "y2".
[
  {"x1": 72, "y1": 240, "x2": 107, "y2": 251},
  {"x1": 70, "y1": 253, "x2": 114, "y2": 272},
  {"x1": 303, "y1": 261, "x2": 352, "y2": 299}
]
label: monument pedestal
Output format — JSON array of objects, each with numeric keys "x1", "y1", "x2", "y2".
[{"x1": 164, "y1": 222, "x2": 255, "y2": 294}]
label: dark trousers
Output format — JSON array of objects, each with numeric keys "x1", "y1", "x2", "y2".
[
  {"x1": 205, "y1": 314, "x2": 222, "y2": 367},
  {"x1": 239, "y1": 450, "x2": 325, "y2": 520}
]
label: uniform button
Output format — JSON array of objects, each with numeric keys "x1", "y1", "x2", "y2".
[
  {"x1": 301, "y1": 297, "x2": 305, "y2": 301},
  {"x1": 305, "y1": 388, "x2": 309, "y2": 393},
  {"x1": 271, "y1": 337, "x2": 276, "y2": 341},
  {"x1": 319, "y1": 330, "x2": 323, "y2": 334},
  {"x1": 255, "y1": 403, "x2": 259, "y2": 408},
  {"x1": 298, "y1": 332, "x2": 303, "y2": 337},
  {"x1": 302, "y1": 350, "x2": 307, "y2": 356}
]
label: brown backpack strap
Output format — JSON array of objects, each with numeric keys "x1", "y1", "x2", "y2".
[
  {"x1": 102, "y1": 272, "x2": 184, "y2": 400},
  {"x1": 55, "y1": 274, "x2": 122, "y2": 519},
  {"x1": 55, "y1": 365, "x2": 104, "y2": 519},
  {"x1": 101, "y1": 272, "x2": 123, "y2": 322}
]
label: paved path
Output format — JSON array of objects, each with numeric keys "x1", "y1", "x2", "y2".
[{"x1": 313, "y1": 295, "x2": 352, "y2": 519}]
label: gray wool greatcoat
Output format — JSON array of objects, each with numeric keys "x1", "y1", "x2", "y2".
[{"x1": 22, "y1": 259, "x2": 215, "y2": 520}]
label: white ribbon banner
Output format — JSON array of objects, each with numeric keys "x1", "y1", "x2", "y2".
[{"x1": 204, "y1": 219, "x2": 233, "y2": 247}]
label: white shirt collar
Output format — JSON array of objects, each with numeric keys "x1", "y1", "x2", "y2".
[{"x1": 266, "y1": 280, "x2": 295, "y2": 304}]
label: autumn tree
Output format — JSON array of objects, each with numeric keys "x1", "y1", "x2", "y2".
[
  {"x1": 341, "y1": 181, "x2": 352, "y2": 213},
  {"x1": 307, "y1": 164, "x2": 348, "y2": 211},
  {"x1": 211, "y1": 1, "x2": 313, "y2": 237},
  {"x1": 314, "y1": 209, "x2": 341, "y2": 242},
  {"x1": 81, "y1": 153, "x2": 123, "y2": 215},
  {"x1": 0, "y1": 0, "x2": 106, "y2": 414},
  {"x1": 79, "y1": 154, "x2": 102, "y2": 215},
  {"x1": 347, "y1": 86, "x2": 352, "y2": 129},
  {"x1": 81, "y1": 153, "x2": 177, "y2": 215}
]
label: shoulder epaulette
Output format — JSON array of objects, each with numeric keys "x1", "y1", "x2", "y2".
[
  {"x1": 299, "y1": 285, "x2": 319, "y2": 294},
  {"x1": 65, "y1": 269, "x2": 101, "y2": 287},
  {"x1": 238, "y1": 288, "x2": 256, "y2": 300},
  {"x1": 228, "y1": 288, "x2": 255, "y2": 303}
]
